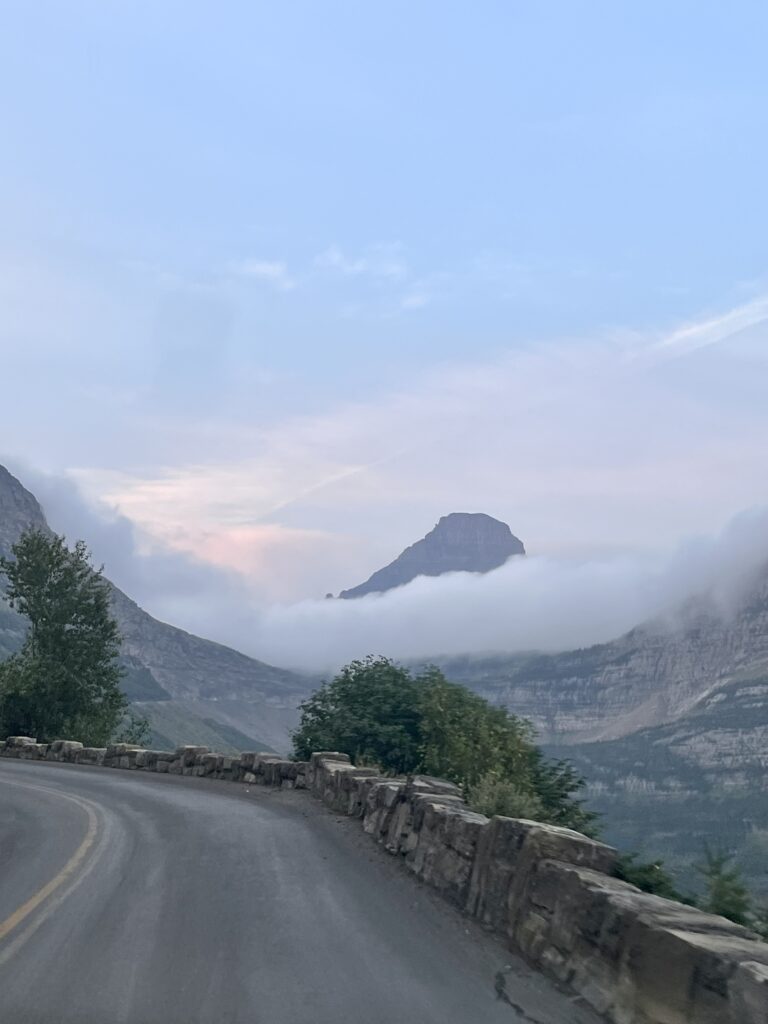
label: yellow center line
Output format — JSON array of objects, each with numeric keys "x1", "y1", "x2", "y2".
[{"x1": 0, "y1": 778, "x2": 101, "y2": 945}]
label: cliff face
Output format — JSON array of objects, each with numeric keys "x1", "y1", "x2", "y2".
[
  {"x1": 438, "y1": 574, "x2": 768, "y2": 744},
  {"x1": 339, "y1": 512, "x2": 525, "y2": 599},
  {"x1": 0, "y1": 466, "x2": 50, "y2": 659},
  {"x1": 0, "y1": 465, "x2": 308, "y2": 751},
  {"x1": 0, "y1": 465, "x2": 49, "y2": 556},
  {"x1": 437, "y1": 570, "x2": 768, "y2": 894}
]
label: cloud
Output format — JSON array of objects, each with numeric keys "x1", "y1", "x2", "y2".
[
  {"x1": 243, "y1": 505, "x2": 768, "y2": 672},
  {"x1": 1, "y1": 460, "x2": 263, "y2": 651},
  {"x1": 314, "y1": 243, "x2": 407, "y2": 280},
  {"x1": 73, "y1": 294, "x2": 768, "y2": 587},
  {"x1": 230, "y1": 259, "x2": 296, "y2": 290},
  {"x1": 400, "y1": 290, "x2": 430, "y2": 310},
  {"x1": 12, "y1": 293, "x2": 768, "y2": 671},
  {"x1": 14, "y1": 461, "x2": 768, "y2": 678},
  {"x1": 655, "y1": 294, "x2": 768, "y2": 356}
]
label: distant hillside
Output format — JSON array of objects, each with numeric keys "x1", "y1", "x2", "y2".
[
  {"x1": 436, "y1": 575, "x2": 768, "y2": 744},
  {"x1": 434, "y1": 569, "x2": 768, "y2": 894},
  {"x1": 546, "y1": 667, "x2": 768, "y2": 897},
  {"x1": 0, "y1": 464, "x2": 308, "y2": 752},
  {"x1": 338, "y1": 512, "x2": 525, "y2": 599}
]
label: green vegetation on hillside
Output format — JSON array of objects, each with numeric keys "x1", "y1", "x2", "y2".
[
  {"x1": 0, "y1": 529, "x2": 146, "y2": 746},
  {"x1": 119, "y1": 656, "x2": 171, "y2": 702},
  {"x1": 131, "y1": 698, "x2": 274, "y2": 754},
  {"x1": 697, "y1": 846, "x2": 753, "y2": 926},
  {"x1": 614, "y1": 852, "x2": 687, "y2": 902},
  {"x1": 547, "y1": 674, "x2": 768, "y2": 902},
  {"x1": 292, "y1": 655, "x2": 596, "y2": 834}
]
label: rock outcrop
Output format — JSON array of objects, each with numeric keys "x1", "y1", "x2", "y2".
[
  {"x1": 339, "y1": 512, "x2": 525, "y2": 599},
  {"x1": 0, "y1": 465, "x2": 49, "y2": 558},
  {"x1": 4, "y1": 736, "x2": 767, "y2": 1024}
]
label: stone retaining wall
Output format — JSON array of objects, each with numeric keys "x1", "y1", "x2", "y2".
[{"x1": 2, "y1": 735, "x2": 766, "y2": 1022}]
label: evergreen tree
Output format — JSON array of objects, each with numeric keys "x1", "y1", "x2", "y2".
[
  {"x1": 696, "y1": 846, "x2": 752, "y2": 926},
  {"x1": 613, "y1": 852, "x2": 685, "y2": 901},
  {"x1": 0, "y1": 529, "x2": 129, "y2": 745}
]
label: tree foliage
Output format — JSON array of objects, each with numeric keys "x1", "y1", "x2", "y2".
[
  {"x1": 292, "y1": 657, "x2": 422, "y2": 773},
  {"x1": 0, "y1": 529, "x2": 129, "y2": 746},
  {"x1": 696, "y1": 846, "x2": 752, "y2": 926},
  {"x1": 614, "y1": 852, "x2": 685, "y2": 901},
  {"x1": 293, "y1": 655, "x2": 594, "y2": 832},
  {"x1": 466, "y1": 773, "x2": 546, "y2": 821},
  {"x1": 417, "y1": 667, "x2": 534, "y2": 785}
]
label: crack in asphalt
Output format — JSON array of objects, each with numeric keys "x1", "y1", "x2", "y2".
[{"x1": 494, "y1": 967, "x2": 548, "y2": 1024}]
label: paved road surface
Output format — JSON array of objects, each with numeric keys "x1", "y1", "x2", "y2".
[{"x1": 0, "y1": 760, "x2": 599, "y2": 1024}]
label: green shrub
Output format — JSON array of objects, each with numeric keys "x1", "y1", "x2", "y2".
[
  {"x1": 614, "y1": 852, "x2": 685, "y2": 901},
  {"x1": 466, "y1": 772, "x2": 544, "y2": 820},
  {"x1": 293, "y1": 655, "x2": 593, "y2": 832}
]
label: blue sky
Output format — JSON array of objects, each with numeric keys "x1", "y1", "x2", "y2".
[{"x1": 3, "y1": 2, "x2": 768, "y2": 657}]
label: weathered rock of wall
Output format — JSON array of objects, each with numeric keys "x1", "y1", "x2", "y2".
[{"x1": 2, "y1": 736, "x2": 766, "y2": 1023}]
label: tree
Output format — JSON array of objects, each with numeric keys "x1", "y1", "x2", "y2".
[
  {"x1": 696, "y1": 846, "x2": 752, "y2": 926},
  {"x1": 0, "y1": 529, "x2": 129, "y2": 746},
  {"x1": 613, "y1": 852, "x2": 685, "y2": 901},
  {"x1": 292, "y1": 656, "x2": 422, "y2": 773},
  {"x1": 466, "y1": 773, "x2": 545, "y2": 821},
  {"x1": 526, "y1": 751, "x2": 598, "y2": 835},
  {"x1": 292, "y1": 656, "x2": 592, "y2": 832},
  {"x1": 417, "y1": 668, "x2": 534, "y2": 786}
]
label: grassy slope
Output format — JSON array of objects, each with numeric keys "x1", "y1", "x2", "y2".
[{"x1": 135, "y1": 699, "x2": 276, "y2": 755}]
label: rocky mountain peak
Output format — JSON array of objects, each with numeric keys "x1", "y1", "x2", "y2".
[{"x1": 338, "y1": 512, "x2": 525, "y2": 599}]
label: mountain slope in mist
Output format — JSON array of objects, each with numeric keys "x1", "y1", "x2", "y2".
[
  {"x1": 0, "y1": 464, "x2": 307, "y2": 751},
  {"x1": 435, "y1": 568, "x2": 768, "y2": 894},
  {"x1": 435, "y1": 572, "x2": 768, "y2": 744},
  {"x1": 547, "y1": 667, "x2": 768, "y2": 897}
]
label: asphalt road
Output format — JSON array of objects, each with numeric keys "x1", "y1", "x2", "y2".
[{"x1": 0, "y1": 760, "x2": 599, "y2": 1024}]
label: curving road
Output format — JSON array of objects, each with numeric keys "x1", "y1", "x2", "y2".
[{"x1": 0, "y1": 760, "x2": 598, "y2": 1024}]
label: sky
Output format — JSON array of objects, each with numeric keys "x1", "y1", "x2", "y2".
[{"x1": 2, "y1": 3, "x2": 768, "y2": 668}]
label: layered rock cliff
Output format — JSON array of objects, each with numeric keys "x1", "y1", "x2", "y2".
[
  {"x1": 436, "y1": 568, "x2": 768, "y2": 894},
  {"x1": 339, "y1": 512, "x2": 525, "y2": 599},
  {"x1": 437, "y1": 573, "x2": 768, "y2": 744}
]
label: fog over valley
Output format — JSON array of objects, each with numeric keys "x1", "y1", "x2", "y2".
[
  {"x1": 8, "y1": 457, "x2": 768, "y2": 673},
  {"x1": 7, "y1": 313, "x2": 768, "y2": 671}
]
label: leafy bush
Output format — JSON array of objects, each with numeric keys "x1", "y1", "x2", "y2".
[
  {"x1": 417, "y1": 667, "x2": 535, "y2": 786},
  {"x1": 466, "y1": 772, "x2": 545, "y2": 820},
  {"x1": 614, "y1": 852, "x2": 685, "y2": 901},
  {"x1": 292, "y1": 656, "x2": 422, "y2": 773},
  {"x1": 293, "y1": 655, "x2": 593, "y2": 832}
]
